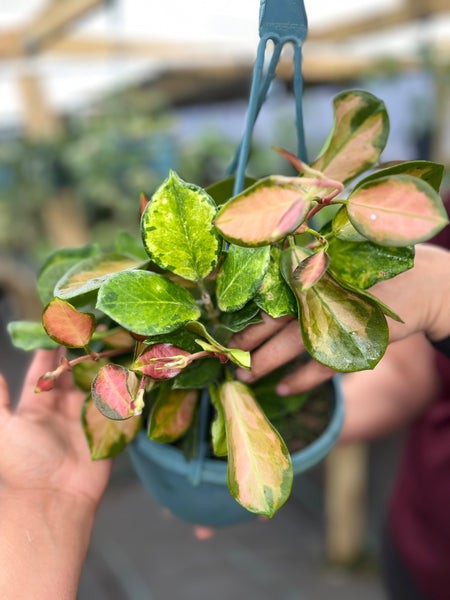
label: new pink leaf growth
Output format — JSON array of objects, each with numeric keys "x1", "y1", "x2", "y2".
[
  {"x1": 269, "y1": 197, "x2": 309, "y2": 242},
  {"x1": 133, "y1": 344, "x2": 211, "y2": 380},
  {"x1": 293, "y1": 249, "x2": 330, "y2": 292}
]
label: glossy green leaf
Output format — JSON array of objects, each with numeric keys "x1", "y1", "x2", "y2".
[
  {"x1": 331, "y1": 206, "x2": 367, "y2": 242},
  {"x1": 355, "y1": 160, "x2": 445, "y2": 193},
  {"x1": 281, "y1": 246, "x2": 388, "y2": 372},
  {"x1": 347, "y1": 175, "x2": 449, "y2": 246},
  {"x1": 219, "y1": 380, "x2": 293, "y2": 517},
  {"x1": 42, "y1": 298, "x2": 96, "y2": 348},
  {"x1": 218, "y1": 303, "x2": 263, "y2": 333},
  {"x1": 312, "y1": 90, "x2": 389, "y2": 185},
  {"x1": 185, "y1": 321, "x2": 251, "y2": 369},
  {"x1": 293, "y1": 249, "x2": 330, "y2": 292},
  {"x1": 141, "y1": 171, "x2": 220, "y2": 281},
  {"x1": 72, "y1": 357, "x2": 110, "y2": 392},
  {"x1": 148, "y1": 388, "x2": 198, "y2": 443},
  {"x1": 172, "y1": 357, "x2": 222, "y2": 389},
  {"x1": 216, "y1": 244, "x2": 270, "y2": 312},
  {"x1": 37, "y1": 244, "x2": 100, "y2": 305},
  {"x1": 55, "y1": 252, "x2": 147, "y2": 300},
  {"x1": 210, "y1": 384, "x2": 227, "y2": 457},
  {"x1": 97, "y1": 270, "x2": 201, "y2": 336},
  {"x1": 254, "y1": 246, "x2": 297, "y2": 319},
  {"x1": 7, "y1": 321, "x2": 59, "y2": 351},
  {"x1": 92, "y1": 364, "x2": 141, "y2": 420},
  {"x1": 206, "y1": 176, "x2": 256, "y2": 206},
  {"x1": 114, "y1": 231, "x2": 148, "y2": 260},
  {"x1": 81, "y1": 395, "x2": 142, "y2": 460},
  {"x1": 333, "y1": 277, "x2": 403, "y2": 323},
  {"x1": 144, "y1": 327, "x2": 201, "y2": 353},
  {"x1": 327, "y1": 236, "x2": 414, "y2": 290},
  {"x1": 214, "y1": 176, "x2": 311, "y2": 247}
]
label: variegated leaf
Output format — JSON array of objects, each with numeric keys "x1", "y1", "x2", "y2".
[
  {"x1": 7, "y1": 321, "x2": 59, "y2": 351},
  {"x1": 148, "y1": 388, "x2": 198, "y2": 443},
  {"x1": 97, "y1": 270, "x2": 201, "y2": 336},
  {"x1": 210, "y1": 384, "x2": 227, "y2": 457},
  {"x1": 292, "y1": 249, "x2": 330, "y2": 292},
  {"x1": 92, "y1": 364, "x2": 142, "y2": 420},
  {"x1": 355, "y1": 160, "x2": 445, "y2": 193},
  {"x1": 347, "y1": 175, "x2": 448, "y2": 246},
  {"x1": 216, "y1": 244, "x2": 270, "y2": 312},
  {"x1": 312, "y1": 90, "x2": 389, "y2": 185},
  {"x1": 332, "y1": 206, "x2": 367, "y2": 242},
  {"x1": 42, "y1": 297, "x2": 95, "y2": 348},
  {"x1": 132, "y1": 344, "x2": 191, "y2": 379},
  {"x1": 81, "y1": 395, "x2": 142, "y2": 460},
  {"x1": 55, "y1": 252, "x2": 147, "y2": 300},
  {"x1": 255, "y1": 246, "x2": 297, "y2": 318},
  {"x1": 214, "y1": 176, "x2": 311, "y2": 246},
  {"x1": 141, "y1": 171, "x2": 221, "y2": 281},
  {"x1": 280, "y1": 246, "x2": 388, "y2": 372},
  {"x1": 219, "y1": 380, "x2": 293, "y2": 517},
  {"x1": 185, "y1": 321, "x2": 251, "y2": 369}
]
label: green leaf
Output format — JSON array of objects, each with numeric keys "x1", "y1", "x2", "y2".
[
  {"x1": 37, "y1": 244, "x2": 100, "y2": 305},
  {"x1": 7, "y1": 321, "x2": 59, "y2": 351},
  {"x1": 148, "y1": 388, "x2": 199, "y2": 443},
  {"x1": 218, "y1": 380, "x2": 293, "y2": 517},
  {"x1": 172, "y1": 357, "x2": 222, "y2": 389},
  {"x1": 42, "y1": 298, "x2": 96, "y2": 348},
  {"x1": 347, "y1": 175, "x2": 449, "y2": 246},
  {"x1": 327, "y1": 236, "x2": 415, "y2": 290},
  {"x1": 280, "y1": 246, "x2": 388, "y2": 372},
  {"x1": 144, "y1": 327, "x2": 202, "y2": 353},
  {"x1": 72, "y1": 357, "x2": 110, "y2": 392},
  {"x1": 254, "y1": 246, "x2": 297, "y2": 319},
  {"x1": 55, "y1": 252, "x2": 148, "y2": 300},
  {"x1": 185, "y1": 321, "x2": 251, "y2": 369},
  {"x1": 333, "y1": 277, "x2": 404, "y2": 323},
  {"x1": 81, "y1": 395, "x2": 142, "y2": 460},
  {"x1": 97, "y1": 270, "x2": 201, "y2": 336},
  {"x1": 92, "y1": 364, "x2": 141, "y2": 420},
  {"x1": 218, "y1": 302, "x2": 263, "y2": 333},
  {"x1": 141, "y1": 171, "x2": 221, "y2": 281},
  {"x1": 312, "y1": 90, "x2": 389, "y2": 185},
  {"x1": 114, "y1": 231, "x2": 148, "y2": 260},
  {"x1": 355, "y1": 160, "x2": 445, "y2": 193},
  {"x1": 216, "y1": 244, "x2": 270, "y2": 312},
  {"x1": 206, "y1": 176, "x2": 256, "y2": 206},
  {"x1": 331, "y1": 206, "x2": 367, "y2": 242},
  {"x1": 209, "y1": 384, "x2": 227, "y2": 457},
  {"x1": 214, "y1": 176, "x2": 311, "y2": 247}
]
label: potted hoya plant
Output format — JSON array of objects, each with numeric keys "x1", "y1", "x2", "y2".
[{"x1": 8, "y1": 90, "x2": 448, "y2": 526}]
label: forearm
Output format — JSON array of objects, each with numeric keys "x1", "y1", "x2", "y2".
[{"x1": 0, "y1": 490, "x2": 96, "y2": 600}]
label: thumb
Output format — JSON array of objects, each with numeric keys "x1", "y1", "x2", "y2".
[{"x1": 0, "y1": 373, "x2": 11, "y2": 412}]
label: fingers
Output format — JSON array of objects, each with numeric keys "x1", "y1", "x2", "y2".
[
  {"x1": 0, "y1": 373, "x2": 11, "y2": 413},
  {"x1": 18, "y1": 349, "x2": 60, "y2": 411},
  {"x1": 230, "y1": 313, "x2": 293, "y2": 351},
  {"x1": 275, "y1": 360, "x2": 336, "y2": 395},
  {"x1": 236, "y1": 319, "x2": 305, "y2": 383}
]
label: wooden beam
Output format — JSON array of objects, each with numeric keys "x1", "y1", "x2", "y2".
[
  {"x1": 308, "y1": 0, "x2": 449, "y2": 42},
  {"x1": 17, "y1": 73, "x2": 63, "y2": 138},
  {"x1": 22, "y1": 0, "x2": 105, "y2": 52}
]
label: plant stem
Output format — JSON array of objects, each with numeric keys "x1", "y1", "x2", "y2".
[{"x1": 198, "y1": 280, "x2": 220, "y2": 326}]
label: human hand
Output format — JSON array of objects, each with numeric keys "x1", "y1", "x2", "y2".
[
  {"x1": 0, "y1": 349, "x2": 112, "y2": 509},
  {"x1": 232, "y1": 244, "x2": 450, "y2": 395}
]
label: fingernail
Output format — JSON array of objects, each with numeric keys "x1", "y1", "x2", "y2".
[
  {"x1": 276, "y1": 383, "x2": 290, "y2": 396},
  {"x1": 236, "y1": 368, "x2": 253, "y2": 382}
]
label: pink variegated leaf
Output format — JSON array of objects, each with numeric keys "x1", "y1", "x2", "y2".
[
  {"x1": 148, "y1": 388, "x2": 199, "y2": 443},
  {"x1": 92, "y1": 364, "x2": 141, "y2": 420},
  {"x1": 218, "y1": 380, "x2": 293, "y2": 517},
  {"x1": 82, "y1": 395, "x2": 142, "y2": 460},
  {"x1": 42, "y1": 297, "x2": 95, "y2": 348},
  {"x1": 132, "y1": 344, "x2": 192, "y2": 379},
  {"x1": 269, "y1": 197, "x2": 310, "y2": 242},
  {"x1": 214, "y1": 176, "x2": 311, "y2": 246},
  {"x1": 293, "y1": 249, "x2": 330, "y2": 292},
  {"x1": 347, "y1": 175, "x2": 449, "y2": 247}
]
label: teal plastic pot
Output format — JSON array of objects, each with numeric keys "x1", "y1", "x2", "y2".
[{"x1": 128, "y1": 377, "x2": 344, "y2": 527}]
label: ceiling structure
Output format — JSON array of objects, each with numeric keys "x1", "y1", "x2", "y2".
[{"x1": 0, "y1": 0, "x2": 449, "y2": 133}]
